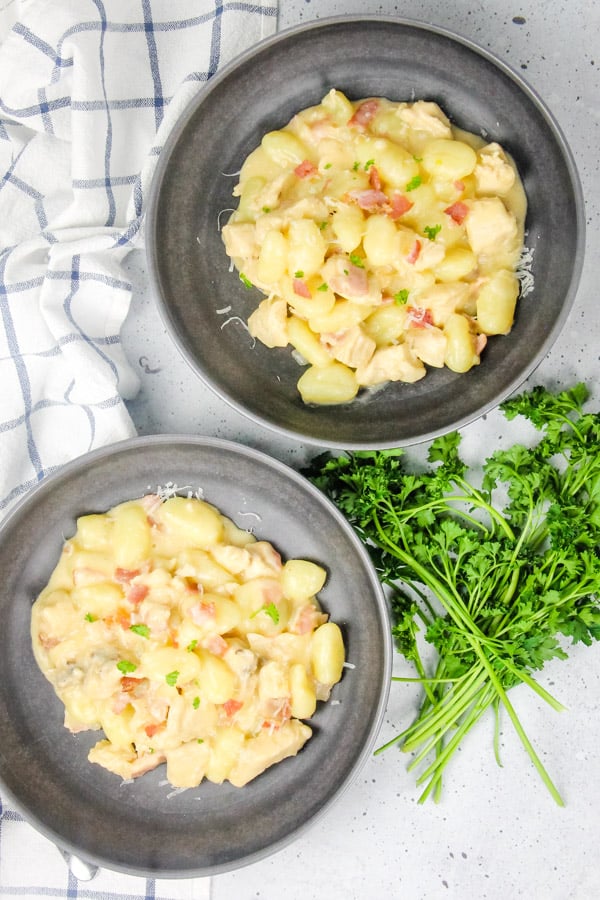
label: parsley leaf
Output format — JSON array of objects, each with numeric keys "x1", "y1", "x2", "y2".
[
  {"x1": 130, "y1": 623, "x2": 150, "y2": 638},
  {"x1": 165, "y1": 670, "x2": 179, "y2": 686},
  {"x1": 405, "y1": 175, "x2": 422, "y2": 191},
  {"x1": 117, "y1": 660, "x2": 137, "y2": 675},
  {"x1": 423, "y1": 224, "x2": 442, "y2": 240}
]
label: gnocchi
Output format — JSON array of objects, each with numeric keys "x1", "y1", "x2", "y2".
[
  {"x1": 31, "y1": 493, "x2": 346, "y2": 790},
  {"x1": 221, "y1": 90, "x2": 528, "y2": 403}
]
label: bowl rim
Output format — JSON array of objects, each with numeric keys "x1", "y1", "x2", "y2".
[
  {"x1": 145, "y1": 14, "x2": 586, "y2": 450},
  {"x1": 0, "y1": 433, "x2": 392, "y2": 878}
]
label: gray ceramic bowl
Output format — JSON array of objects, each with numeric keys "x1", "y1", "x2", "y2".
[
  {"x1": 146, "y1": 16, "x2": 584, "y2": 449},
  {"x1": 0, "y1": 437, "x2": 391, "y2": 877}
]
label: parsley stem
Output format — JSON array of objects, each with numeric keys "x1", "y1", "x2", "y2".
[{"x1": 467, "y1": 636, "x2": 565, "y2": 806}]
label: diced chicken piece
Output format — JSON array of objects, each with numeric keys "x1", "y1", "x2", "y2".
[
  {"x1": 398, "y1": 101, "x2": 453, "y2": 138},
  {"x1": 210, "y1": 544, "x2": 251, "y2": 575},
  {"x1": 88, "y1": 739, "x2": 165, "y2": 780},
  {"x1": 254, "y1": 212, "x2": 286, "y2": 243},
  {"x1": 278, "y1": 197, "x2": 329, "y2": 221},
  {"x1": 407, "y1": 325, "x2": 448, "y2": 368},
  {"x1": 247, "y1": 297, "x2": 289, "y2": 348},
  {"x1": 166, "y1": 740, "x2": 211, "y2": 788},
  {"x1": 224, "y1": 641, "x2": 258, "y2": 680},
  {"x1": 322, "y1": 256, "x2": 382, "y2": 305},
  {"x1": 321, "y1": 325, "x2": 376, "y2": 369},
  {"x1": 242, "y1": 541, "x2": 283, "y2": 579},
  {"x1": 221, "y1": 222, "x2": 259, "y2": 260},
  {"x1": 474, "y1": 143, "x2": 516, "y2": 195},
  {"x1": 412, "y1": 238, "x2": 446, "y2": 272},
  {"x1": 227, "y1": 719, "x2": 312, "y2": 787},
  {"x1": 254, "y1": 172, "x2": 293, "y2": 210},
  {"x1": 414, "y1": 282, "x2": 470, "y2": 327},
  {"x1": 355, "y1": 343, "x2": 426, "y2": 386},
  {"x1": 465, "y1": 198, "x2": 518, "y2": 255},
  {"x1": 247, "y1": 631, "x2": 312, "y2": 669}
]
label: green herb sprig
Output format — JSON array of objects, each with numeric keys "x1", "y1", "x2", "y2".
[{"x1": 306, "y1": 383, "x2": 600, "y2": 805}]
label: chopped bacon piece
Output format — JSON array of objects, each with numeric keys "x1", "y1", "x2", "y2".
[
  {"x1": 368, "y1": 165, "x2": 382, "y2": 191},
  {"x1": 347, "y1": 188, "x2": 388, "y2": 211},
  {"x1": 115, "y1": 567, "x2": 141, "y2": 584},
  {"x1": 294, "y1": 159, "x2": 318, "y2": 178},
  {"x1": 407, "y1": 306, "x2": 434, "y2": 328},
  {"x1": 328, "y1": 261, "x2": 369, "y2": 299},
  {"x1": 189, "y1": 600, "x2": 216, "y2": 626},
  {"x1": 388, "y1": 192, "x2": 413, "y2": 219},
  {"x1": 290, "y1": 603, "x2": 329, "y2": 635},
  {"x1": 454, "y1": 180, "x2": 465, "y2": 192},
  {"x1": 444, "y1": 201, "x2": 469, "y2": 225},
  {"x1": 407, "y1": 240, "x2": 422, "y2": 264},
  {"x1": 127, "y1": 583, "x2": 149, "y2": 606},
  {"x1": 107, "y1": 608, "x2": 132, "y2": 629},
  {"x1": 223, "y1": 699, "x2": 243, "y2": 717},
  {"x1": 144, "y1": 721, "x2": 166, "y2": 738},
  {"x1": 293, "y1": 278, "x2": 312, "y2": 298},
  {"x1": 120, "y1": 676, "x2": 144, "y2": 693},
  {"x1": 348, "y1": 99, "x2": 380, "y2": 128},
  {"x1": 204, "y1": 633, "x2": 228, "y2": 657}
]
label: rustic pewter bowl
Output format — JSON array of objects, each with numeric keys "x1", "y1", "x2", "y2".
[
  {"x1": 0, "y1": 437, "x2": 391, "y2": 877},
  {"x1": 146, "y1": 16, "x2": 584, "y2": 449}
]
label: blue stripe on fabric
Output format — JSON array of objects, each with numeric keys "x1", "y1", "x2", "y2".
[
  {"x1": 141, "y1": 0, "x2": 165, "y2": 132},
  {"x1": 12, "y1": 22, "x2": 73, "y2": 69},
  {"x1": 38, "y1": 87, "x2": 55, "y2": 135},
  {"x1": 62, "y1": 254, "x2": 121, "y2": 384},
  {"x1": 90, "y1": 0, "x2": 117, "y2": 227},
  {"x1": 208, "y1": 0, "x2": 224, "y2": 79},
  {"x1": 0, "y1": 95, "x2": 71, "y2": 119},
  {"x1": 0, "y1": 249, "x2": 44, "y2": 482},
  {"x1": 72, "y1": 174, "x2": 138, "y2": 188},
  {"x1": 45, "y1": 270, "x2": 130, "y2": 291},
  {"x1": 71, "y1": 97, "x2": 171, "y2": 111}
]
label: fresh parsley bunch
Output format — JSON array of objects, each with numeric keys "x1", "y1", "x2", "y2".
[{"x1": 307, "y1": 384, "x2": 600, "y2": 804}]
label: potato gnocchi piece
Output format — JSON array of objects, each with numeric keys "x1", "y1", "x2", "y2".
[
  {"x1": 222, "y1": 89, "x2": 527, "y2": 403},
  {"x1": 31, "y1": 494, "x2": 345, "y2": 789}
]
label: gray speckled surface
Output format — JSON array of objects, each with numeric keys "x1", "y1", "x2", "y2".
[{"x1": 122, "y1": 2, "x2": 600, "y2": 898}]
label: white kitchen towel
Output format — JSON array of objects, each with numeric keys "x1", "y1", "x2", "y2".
[
  {"x1": 0, "y1": 0, "x2": 278, "y2": 895},
  {"x1": 0, "y1": 0, "x2": 278, "y2": 522}
]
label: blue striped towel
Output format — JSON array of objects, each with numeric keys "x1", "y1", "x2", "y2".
[
  {"x1": 0, "y1": 1, "x2": 277, "y2": 895},
  {"x1": 0, "y1": 0, "x2": 277, "y2": 521}
]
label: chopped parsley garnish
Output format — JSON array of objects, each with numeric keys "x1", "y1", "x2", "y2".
[
  {"x1": 117, "y1": 660, "x2": 137, "y2": 675},
  {"x1": 413, "y1": 155, "x2": 423, "y2": 162},
  {"x1": 349, "y1": 253, "x2": 365, "y2": 268},
  {"x1": 130, "y1": 623, "x2": 150, "y2": 638},
  {"x1": 84, "y1": 613, "x2": 97, "y2": 622},
  {"x1": 197, "y1": 738, "x2": 204, "y2": 744},
  {"x1": 262, "y1": 206, "x2": 271, "y2": 213},
  {"x1": 251, "y1": 602, "x2": 280, "y2": 625},
  {"x1": 364, "y1": 158, "x2": 375, "y2": 170},
  {"x1": 187, "y1": 639, "x2": 198, "y2": 652},
  {"x1": 393, "y1": 289, "x2": 409, "y2": 305},
  {"x1": 405, "y1": 175, "x2": 422, "y2": 191},
  {"x1": 239, "y1": 272, "x2": 252, "y2": 289},
  {"x1": 324, "y1": 162, "x2": 332, "y2": 169},
  {"x1": 317, "y1": 283, "x2": 329, "y2": 292},
  {"x1": 192, "y1": 696, "x2": 200, "y2": 709},
  {"x1": 165, "y1": 670, "x2": 179, "y2": 687},
  {"x1": 424, "y1": 224, "x2": 442, "y2": 241},
  {"x1": 352, "y1": 161, "x2": 360, "y2": 171},
  {"x1": 294, "y1": 270, "x2": 304, "y2": 279},
  {"x1": 319, "y1": 221, "x2": 328, "y2": 230}
]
